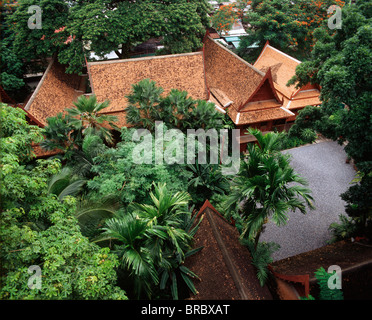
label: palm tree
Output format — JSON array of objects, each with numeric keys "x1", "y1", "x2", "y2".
[
  {"x1": 225, "y1": 129, "x2": 314, "y2": 249},
  {"x1": 98, "y1": 212, "x2": 159, "y2": 298},
  {"x1": 66, "y1": 95, "x2": 118, "y2": 145},
  {"x1": 129, "y1": 183, "x2": 192, "y2": 261},
  {"x1": 41, "y1": 112, "x2": 81, "y2": 157},
  {"x1": 187, "y1": 162, "x2": 230, "y2": 207},
  {"x1": 95, "y1": 183, "x2": 201, "y2": 299},
  {"x1": 125, "y1": 78, "x2": 164, "y2": 131},
  {"x1": 181, "y1": 99, "x2": 224, "y2": 131},
  {"x1": 47, "y1": 163, "x2": 118, "y2": 238},
  {"x1": 47, "y1": 166, "x2": 86, "y2": 201},
  {"x1": 125, "y1": 79, "x2": 225, "y2": 132}
]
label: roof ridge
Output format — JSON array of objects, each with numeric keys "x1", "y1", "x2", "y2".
[
  {"x1": 206, "y1": 36, "x2": 265, "y2": 77},
  {"x1": 87, "y1": 51, "x2": 203, "y2": 66},
  {"x1": 24, "y1": 57, "x2": 55, "y2": 111},
  {"x1": 205, "y1": 209, "x2": 251, "y2": 300},
  {"x1": 266, "y1": 44, "x2": 302, "y2": 64}
]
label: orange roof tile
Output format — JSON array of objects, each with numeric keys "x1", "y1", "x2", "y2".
[
  {"x1": 284, "y1": 95, "x2": 322, "y2": 110},
  {"x1": 209, "y1": 87, "x2": 233, "y2": 108},
  {"x1": 204, "y1": 36, "x2": 264, "y2": 109},
  {"x1": 88, "y1": 52, "x2": 208, "y2": 114},
  {"x1": 240, "y1": 99, "x2": 281, "y2": 112},
  {"x1": 254, "y1": 43, "x2": 301, "y2": 99},
  {"x1": 239, "y1": 68, "x2": 282, "y2": 111},
  {"x1": 237, "y1": 107, "x2": 294, "y2": 125},
  {"x1": 208, "y1": 94, "x2": 226, "y2": 114},
  {"x1": 25, "y1": 59, "x2": 83, "y2": 126},
  {"x1": 31, "y1": 143, "x2": 63, "y2": 158}
]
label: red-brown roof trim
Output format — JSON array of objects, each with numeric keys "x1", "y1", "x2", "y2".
[{"x1": 238, "y1": 68, "x2": 282, "y2": 112}]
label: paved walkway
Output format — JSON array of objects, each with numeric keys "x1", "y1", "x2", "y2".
[{"x1": 260, "y1": 140, "x2": 357, "y2": 261}]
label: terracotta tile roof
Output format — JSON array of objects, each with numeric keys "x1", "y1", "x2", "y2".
[
  {"x1": 240, "y1": 99, "x2": 281, "y2": 112},
  {"x1": 32, "y1": 143, "x2": 63, "y2": 158},
  {"x1": 239, "y1": 68, "x2": 283, "y2": 110},
  {"x1": 209, "y1": 87, "x2": 233, "y2": 108},
  {"x1": 203, "y1": 36, "x2": 264, "y2": 110},
  {"x1": 253, "y1": 42, "x2": 322, "y2": 115},
  {"x1": 88, "y1": 52, "x2": 208, "y2": 114},
  {"x1": 291, "y1": 89, "x2": 320, "y2": 100},
  {"x1": 254, "y1": 43, "x2": 302, "y2": 99},
  {"x1": 283, "y1": 95, "x2": 322, "y2": 110},
  {"x1": 99, "y1": 110, "x2": 130, "y2": 128},
  {"x1": 237, "y1": 107, "x2": 294, "y2": 125},
  {"x1": 203, "y1": 37, "x2": 292, "y2": 126},
  {"x1": 209, "y1": 32, "x2": 220, "y2": 39},
  {"x1": 208, "y1": 94, "x2": 226, "y2": 114},
  {"x1": 185, "y1": 200, "x2": 273, "y2": 300},
  {"x1": 25, "y1": 59, "x2": 82, "y2": 125},
  {"x1": 24, "y1": 38, "x2": 320, "y2": 132}
]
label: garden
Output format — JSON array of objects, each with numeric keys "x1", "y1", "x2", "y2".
[{"x1": 1, "y1": 0, "x2": 371, "y2": 301}]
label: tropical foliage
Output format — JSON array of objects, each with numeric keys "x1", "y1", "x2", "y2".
[
  {"x1": 95, "y1": 183, "x2": 202, "y2": 299},
  {"x1": 224, "y1": 129, "x2": 314, "y2": 248},
  {"x1": 237, "y1": 0, "x2": 346, "y2": 62},
  {"x1": 41, "y1": 95, "x2": 117, "y2": 158},
  {"x1": 125, "y1": 79, "x2": 225, "y2": 132},
  {"x1": 8, "y1": 0, "x2": 210, "y2": 74},
  {"x1": 0, "y1": 104, "x2": 127, "y2": 299}
]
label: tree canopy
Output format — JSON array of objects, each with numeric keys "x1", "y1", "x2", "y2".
[
  {"x1": 0, "y1": 104, "x2": 127, "y2": 299},
  {"x1": 9, "y1": 0, "x2": 211, "y2": 74},
  {"x1": 237, "y1": 0, "x2": 346, "y2": 62}
]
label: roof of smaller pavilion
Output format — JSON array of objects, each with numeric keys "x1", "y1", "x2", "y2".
[
  {"x1": 185, "y1": 200, "x2": 273, "y2": 300},
  {"x1": 253, "y1": 42, "x2": 321, "y2": 110}
]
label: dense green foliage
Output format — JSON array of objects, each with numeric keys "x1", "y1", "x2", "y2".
[
  {"x1": 237, "y1": 0, "x2": 345, "y2": 63},
  {"x1": 41, "y1": 95, "x2": 118, "y2": 158},
  {"x1": 0, "y1": 102, "x2": 221, "y2": 300},
  {"x1": 9, "y1": 0, "x2": 210, "y2": 74},
  {"x1": 242, "y1": 240, "x2": 280, "y2": 287},
  {"x1": 314, "y1": 267, "x2": 344, "y2": 300},
  {"x1": 96, "y1": 183, "x2": 202, "y2": 299},
  {"x1": 0, "y1": 104, "x2": 127, "y2": 299},
  {"x1": 86, "y1": 126, "x2": 192, "y2": 207},
  {"x1": 125, "y1": 79, "x2": 225, "y2": 132},
  {"x1": 0, "y1": 1, "x2": 29, "y2": 100}
]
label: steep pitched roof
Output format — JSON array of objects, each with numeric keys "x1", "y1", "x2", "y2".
[
  {"x1": 24, "y1": 59, "x2": 83, "y2": 125},
  {"x1": 185, "y1": 200, "x2": 273, "y2": 300},
  {"x1": 87, "y1": 52, "x2": 209, "y2": 115},
  {"x1": 254, "y1": 42, "x2": 302, "y2": 99},
  {"x1": 203, "y1": 36, "x2": 264, "y2": 110},
  {"x1": 254, "y1": 42, "x2": 321, "y2": 110},
  {"x1": 24, "y1": 38, "x2": 319, "y2": 133},
  {"x1": 203, "y1": 36, "x2": 293, "y2": 126},
  {"x1": 239, "y1": 68, "x2": 282, "y2": 112}
]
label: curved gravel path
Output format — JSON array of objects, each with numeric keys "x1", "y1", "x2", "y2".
[{"x1": 260, "y1": 140, "x2": 357, "y2": 262}]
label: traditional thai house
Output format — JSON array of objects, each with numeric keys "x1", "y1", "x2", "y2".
[{"x1": 22, "y1": 34, "x2": 321, "y2": 154}]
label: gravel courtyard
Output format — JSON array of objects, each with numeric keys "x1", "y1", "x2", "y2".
[{"x1": 260, "y1": 140, "x2": 357, "y2": 261}]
